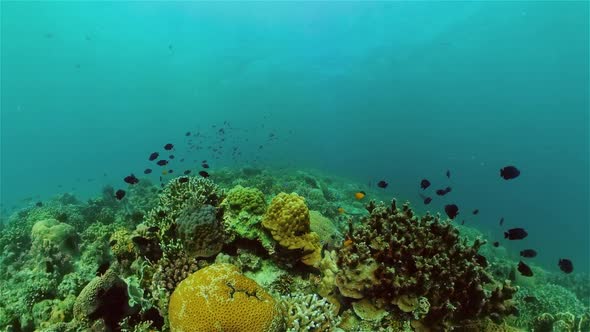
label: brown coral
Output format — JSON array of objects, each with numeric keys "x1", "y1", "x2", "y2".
[{"x1": 336, "y1": 199, "x2": 516, "y2": 330}]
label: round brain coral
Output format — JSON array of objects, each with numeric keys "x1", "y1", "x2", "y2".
[
  {"x1": 168, "y1": 263, "x2": 283, "y2": 332},
  {"x1": 224, "y1": 185, "x2": 267, "y2": 215},
  {"x1": 261, "y1": 193, "x2": 321, "y2": 266}
]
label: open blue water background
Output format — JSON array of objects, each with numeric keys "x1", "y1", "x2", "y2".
[{"x1": 1, "y1": 2, "x2": 588, "y2": 273}]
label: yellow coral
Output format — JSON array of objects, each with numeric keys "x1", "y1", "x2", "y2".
[
  {"x1": 168, "y1": 263, "x2": 283, "y2": 332},
  {"x1": 109, "y1": 228, "x2": 136, "y2": 262},
  {"x1": 261, "y1": 193, "x2": 321, "y2": 267}
]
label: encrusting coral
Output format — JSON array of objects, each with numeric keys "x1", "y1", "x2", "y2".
[
  {"x1": 262, "y1": 192, "x2": 322, "y2": 267},
  {"x1": 168, "y1": 263, "x2": 283, "y2": 332},
  {"x1": 335, "y1": 199, "x2": 517, "y2": 330}
]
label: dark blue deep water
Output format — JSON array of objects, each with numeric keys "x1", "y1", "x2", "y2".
[{"x1": 1, "y1": 1, "x2": 588, "y2": 275}]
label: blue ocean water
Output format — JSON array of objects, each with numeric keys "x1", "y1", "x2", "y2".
[{"x1": 1, "y1": 0, "x2": 588, "y2": 277}]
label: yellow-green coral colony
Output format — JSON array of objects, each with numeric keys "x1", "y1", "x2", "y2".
[{"x1": 0, "y1": 170, "x2": 587, "y2": 332}]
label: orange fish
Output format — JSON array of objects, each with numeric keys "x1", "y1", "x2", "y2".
[
  {"x1": 343, "y1": 238, "x2": 353, "y2": 246},
  {"x1": 354, "y1": 191, "x2": 366, "y2": 200},
  {"x1": 337, "y1": 207, "x2": 346, "y2": 214}
]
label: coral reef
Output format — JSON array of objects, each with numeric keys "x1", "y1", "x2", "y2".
[
  {"x1": 143, "y1": 176, "x2": 223, "y2": 245},
  {"x1": 335, "y1": 199, "x2": 517, "y2": 330},
  {"x1": 224, "y1": 185, "x2": 267, "y2": 215},
  {"x1": 262, "y1": 192, "x2": 322, "y2": 267},
  {"x1": 281, "y1": 292, "x2": 340, "y2": 332},
  {"x1": 168, "y1": 263, "x2": 283, "y2": 331},
  {"x1": 73, "y1": 268, "x2": 135, "y2": 330},
  {"x1": 177, "y1": 203, "x2": 224, "y2": 258}
]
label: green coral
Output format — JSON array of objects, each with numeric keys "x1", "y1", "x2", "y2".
[
  {"x1": 143, "y1": 176, "x2": 223, "y2": 250},
  {"x1": 511, "y1": 283, "x2": 586, "y2": 330},
  {"x1": 109, "y1": 228, "x2": 137, "y2": 264},
  {"x1": 224, "y1": 185, "x2": 267, "y2": 215}
]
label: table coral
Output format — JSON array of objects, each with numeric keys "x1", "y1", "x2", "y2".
[
  {"x1": 335, "y1": 199, "x2": 516, "y2": 330},
  {"x1": 262, "y1": 192, "x2": 321, "y2": 267},
  {"x1": 168, "y1": 263, "x2": 283, "y2": 332}
]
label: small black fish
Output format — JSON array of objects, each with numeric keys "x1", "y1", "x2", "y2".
[
  {"x1": 445, "y1": 186, "x2": 452, "y2": 193},
  {"x1": 202, "y1": 163, "x2": 210, "y2": 169},
  {"x1": 520, "y1": 249, "x2": 537, "y2": 258},
  {"x1": 472, "y1": 209, "x2": 479, "y2": 215},
  {"x1": 164, "y1": 143, "x2": 174, "y2": 150},
  {"x1": 420, "y1": 179, "x2": 431, "y2": 190},
  {"x1": 169, "y1": 155, "x2": 175, "y2": 159},
  {"x1": 377, "y1": 180, "x2": 388, "y2": 188},
  {"x1": 96, "y1": 262, "x2": 110, "y2": 276},
  {"x1": 500, "y1": 166, "x2": 520, "y2": 180},
  {"x1": 35, "y1": 201, "x2": 43, "y2": 207},
  {"x1": 504, "y1": 228, "x2": 528, "y2": 240},
  {"x1": 499, "y1": 217, "x2": 504, "y2": 226},
  {"x1": 183, "y1": 170, "x2": 191, "y2": 175},
  {"x1": 518, "y1": 261, "x2": 533, "y2": 277},
  {"x1": 198, "y1": 171, "x2": 209, "y2": 178},
  {"x1": 185, "y1": 131, "x2": 191, "y2": 136},
  {"x1": 168, "y1": 170, "x2": 174, "y2": 173},
  {"x1": 149, "y1": 152, "x2": 159, "y2": 161},
  {"x1": 436, "y1": 189, "x2": 447, "y2": 196},
  {"x1": 444, "y1": 204, "x2": 459, "y2": 219},
  {"x1": 558, "y1": 258, "x2": 574, "y2": 274},
  {"x1": 446, "y1": 170, "x2": 451, "y2": 178},
  {"x1": 493, "y1": 241, "x2": 500, "y2": 247},
  {"x1": 180, "y1": 158, "x2": 185, "y2": 162},
  {"x1": 115, "y1": 189, "x2": 126, "y2": 200},
  {"x1": 144, "y1": 168, "x2": 152, "y2": 174},
  {"x1": 423, "y1": 197, "x2": 432, "y2": 205},
  {"x1": 123, "y1": 174, "x2": 139, "y2": 185},
  {"x1": 157, "y1": 160, "x2": 168, "y2": 166},
  {"x1": 202, "y1": 160, "x2": 207, "y2": 163}
]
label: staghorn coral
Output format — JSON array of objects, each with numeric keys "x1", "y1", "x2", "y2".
[
  {"x1": 336, "y1": 199, "x2": 516, "y2": 330},
  {"x1": 177, "y1": 204, "x2": 224, "y2": 258},
  {"x1": 168, "y1": 263, "x2": 283, "y2": 332},
  {"x1": 281, "y1": 292, "x2": 340, "y2": 332},
  {"x1": 262, "y1": 192, "x2": 322, "y2": 267}
]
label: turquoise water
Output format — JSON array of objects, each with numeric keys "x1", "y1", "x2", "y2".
[{"x1": 1, "y1": 1, "x2": 588, "y2": 276}]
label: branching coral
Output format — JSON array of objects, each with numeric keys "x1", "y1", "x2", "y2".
[
  {"x1": 335, "y1": 199, "x2": 516, "y2": 330},
  {"x1": 281, "y1": 292, "x2": 340, "y2": 332},
  {"x1": 142, "y1": 177, "x2": 224, "y2": 256}
]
